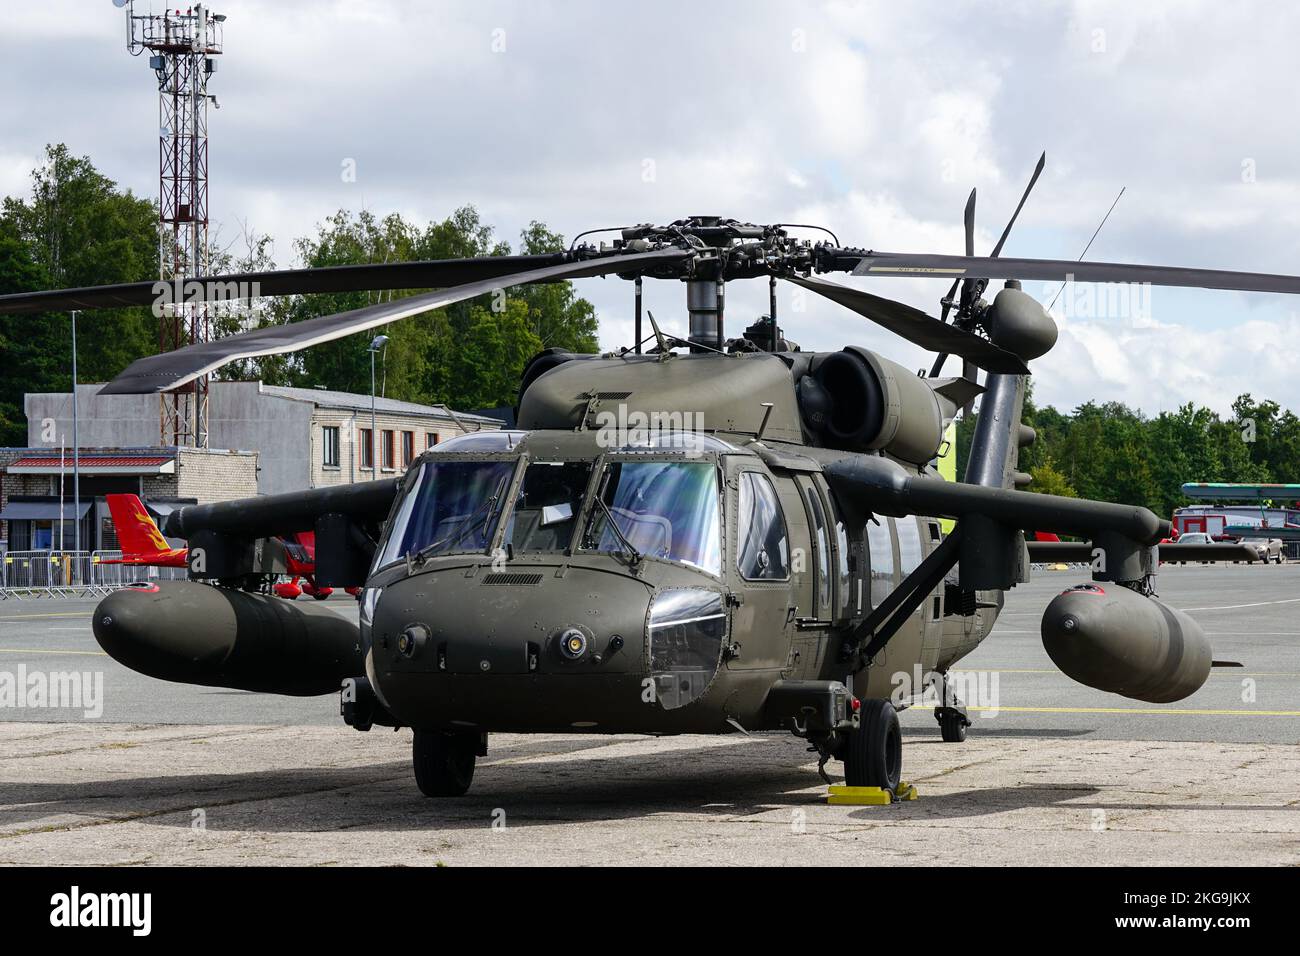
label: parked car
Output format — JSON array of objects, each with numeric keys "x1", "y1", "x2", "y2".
[
  {"x1": 1160, "y1": 531, "x2": 1212, "y2": 565},
  {"x1": 1240, "y1": 536, "x2": 1284, "y2": 564}
]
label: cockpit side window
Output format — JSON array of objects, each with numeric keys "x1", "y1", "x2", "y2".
[
  {"x1": 801, "y1": 480, "x2": 832, "y2": 612},
  {"x1": 865, "y1": 516, "x2": 895, "y2": 610},
  {"x1": 736, "y1": 471, "x2": 790, "y2": 580}
]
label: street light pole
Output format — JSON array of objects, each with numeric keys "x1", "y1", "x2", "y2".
[
  {"x1": 370, "y1": 348, "x2": 377, "y2": 473},
  {"x1": 367, "y1": 334, "x2": 389, "y2": 474},
  {"x1": 71, "y1": 310, "x2": 80, "y2": 555}
]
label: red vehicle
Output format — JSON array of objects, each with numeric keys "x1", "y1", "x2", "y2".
[
  {"x1": 103, "y1": 494, "x2": 355, "y2": 600},
  {"x1": 101, "y1": 494, "x2": 189, "y2": 567}
]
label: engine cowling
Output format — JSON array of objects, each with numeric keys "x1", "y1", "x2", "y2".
[
  {"x1": 797, "y1": 347, "x2": 945, "y2": 464},
  {"x1": 1040, "y1": 583, "x2": 1212, "y2": 703}
]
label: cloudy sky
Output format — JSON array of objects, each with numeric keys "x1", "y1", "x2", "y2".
[{"x1": 2, "y1": 0, "x2": 1297, "y2": 415}]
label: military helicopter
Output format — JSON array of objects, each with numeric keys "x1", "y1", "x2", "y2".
[{"x1": 2, "y1": 156, "x2": 1293, "y2": 797}]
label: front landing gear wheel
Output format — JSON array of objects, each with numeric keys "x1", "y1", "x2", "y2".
[
  {"x1": 413, "y1": 729, "x2": 478, "y2": 797},
  {"x1": 936, "y1": 708, "x2": 969, "y2": 742},
  {"x1": 842, "y1": 698, "x2": 902, "y2": 792}
]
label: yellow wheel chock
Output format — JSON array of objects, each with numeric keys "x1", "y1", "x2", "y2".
[{"x1": 827, "y1": 781, "x2": 917, "y2": 805}]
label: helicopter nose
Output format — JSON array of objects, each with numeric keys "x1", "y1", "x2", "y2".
[{"x1": 369, "y1": 568, "x2": 652, "y2": 677}]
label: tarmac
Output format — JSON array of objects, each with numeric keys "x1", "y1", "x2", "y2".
[{"x1": 0, "y1": 563, "x2": 1297, "y2": 865}]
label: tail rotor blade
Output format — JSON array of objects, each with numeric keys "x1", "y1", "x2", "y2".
[
  {"x1": 990, "y1": 151, "x2": 1045, "y2": 259},
  {"x1": 931, "y1": 153, "x2": 1045, "y2": 379}
]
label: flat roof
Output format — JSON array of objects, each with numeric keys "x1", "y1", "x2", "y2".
[{"x1": 257, "y1": 384, "x2": 500, "y2": 424}]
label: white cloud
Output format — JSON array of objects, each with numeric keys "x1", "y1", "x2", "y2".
[
  {"x1": 1, "y1": 0, "x2": 1297, "y2": 415},
  {"x1": 1036, "y1": 309, "x2": 1300, "y2": 415}
]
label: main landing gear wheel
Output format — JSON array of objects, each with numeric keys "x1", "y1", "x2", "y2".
[
  {"x1": 842, "y1": 698, "x2": 902, "y2": 792},
  {"x1": 412, "y1": 729, "x2": 478, "y2": 797}
]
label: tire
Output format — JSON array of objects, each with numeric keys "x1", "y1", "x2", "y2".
[
  {"x1": 412, "y1": 729, "x2": 477, "y2": 797},
  {"x1": 842, "y1": 698, "x2": 902, "y2": 792},
  {"x1": 938, "y1": 711, "x2": 968, "y2": 742}
]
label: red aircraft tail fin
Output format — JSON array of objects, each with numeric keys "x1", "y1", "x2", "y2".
[{"x1": 105, "y1": 494, "x2": 172, "y2": 556}]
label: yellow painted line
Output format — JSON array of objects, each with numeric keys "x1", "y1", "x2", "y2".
[
  {"x1": 0, "y1": 612, "x2": 91, "y2": 621},
  {"x1": 966, "y1": 705, "x2": 1300, "y2": 716},
  {"x1": 967, "y1": 668, "x2": 1300, "y2": 678},
  {"x1": 0, "y1": 648, "x2": 107, "y2": 657}
]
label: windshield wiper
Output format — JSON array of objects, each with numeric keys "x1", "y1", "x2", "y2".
[
  {"x1": 411, "y1": 490, "x2": 501, "y2": 565},
  {"x1": 590, "y1": 495, "x2": 643, "y2": 570}
]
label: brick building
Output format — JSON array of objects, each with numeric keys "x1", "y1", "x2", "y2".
[
  {"x1": 3, "y1": 381, "x2": 498, "y2": 552},
  {"x1": 0, "y1": 445, "x2": 257, "y2": 552}
]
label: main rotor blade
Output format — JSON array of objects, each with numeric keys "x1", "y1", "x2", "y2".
[
  {"x1": 785, "y1": 273, "x2": 1029, "y2": 374},
  {"x1": 0, "y1": 254, "x2": 572, "y2": 316},
  {"x1": 99, "y1": 247, "x2": 690, "y2": 395},
  {"x1": 852, "y1": 251, "x2": 1300, "y2": 294}
]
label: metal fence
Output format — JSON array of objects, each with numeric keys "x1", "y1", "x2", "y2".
[{"x1": 0, "y1": 550, "x2": 187, "y2": 599}]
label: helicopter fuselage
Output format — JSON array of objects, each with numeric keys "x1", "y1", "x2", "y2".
[{"x1": 361, "y1": 423, "x2": 998, "y2": 737}]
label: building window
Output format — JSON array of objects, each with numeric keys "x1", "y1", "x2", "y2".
[
  {"x1": 381, "y1": 429, "x2": 395, "y2": 470},
  {"x1": 400, "y1": 431, "x2": 414, "y2": 468},
  {"x1": 360, "y1": 428, "x2": 374, "y2": 470},
  {"x1": 9, "y1": 520, "x2": 32, "y2": 551},
  {"x1": 322, "y1": 425, "x2": 341, "y2": 468},
  {"x1": 426, "y1": 431, "x2": 439, "y2": 449}
]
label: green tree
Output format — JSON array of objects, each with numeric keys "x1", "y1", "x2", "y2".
[
  {"x1": 0, "y1": 237, "x2": 49, "y2": 443},
  {"x1": 0, "y1": 145, "x2": 158, "y2": 445},
  {"x1": 514, "y1": 221, "x2": 598, "y2": 353},
  {"x1": 948, "y1": 387, "x2": 1300, "y2": 520},
  {"x1": 1028, "y1": 457, "x2": 1077, "y2": 498},
  {"x1": 247, "y1": 206, "x2": 595, "y2": 410}
]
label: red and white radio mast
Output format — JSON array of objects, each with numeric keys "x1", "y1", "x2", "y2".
[{"x1": 118, "y1": 1, "x2": 224, "y2": 447}]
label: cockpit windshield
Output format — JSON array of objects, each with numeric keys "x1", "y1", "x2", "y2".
[
  {"x1": 504, "y1": 460, "x2": 593, "y2": 553},
  {"x1": 580, "y1": 460, "x2": 722, "y2": 575},
  {"x1": 376, "y1": 459, "x2": 515, "y2": 567}
]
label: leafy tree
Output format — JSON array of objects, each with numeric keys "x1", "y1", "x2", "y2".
[
  {"x1": 1028, "y1": 457, "x2": 1076, "y2": 498},
  {"x1": 954, "y1": 389, "x2": 1299, "y2": 520},
  {"x1": 514, "y1": 221, "x2": 598, "y2": 353},
  {"x1": 244, "y1": 207, "x2": 595, "y2": 410},
  {"x1": 0, "y1": 145, "x2": 157, "y2": 445}
]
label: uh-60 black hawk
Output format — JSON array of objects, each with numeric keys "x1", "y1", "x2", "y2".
[{"x1": 4, "y1": 155, "x2": 1293, "y2": 797}]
